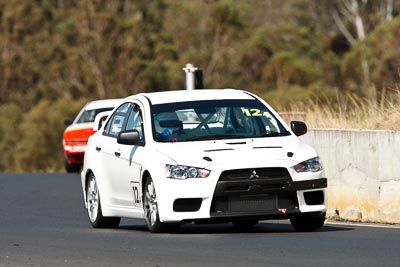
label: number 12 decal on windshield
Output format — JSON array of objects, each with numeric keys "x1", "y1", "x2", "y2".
[{"x1": 243, "y1": 108, "x2": 270, "y2": 117}]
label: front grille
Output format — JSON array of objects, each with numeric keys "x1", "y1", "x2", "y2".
[
  {"x1": 212, "y1": 193, "x2": 296, "y2": 213},
  {"x1": 214, "y1": 168, "x2": 292, "y2": 196},
  {"x1": 219, "y1": 167, "x2": 290, "y2": 181},
  {"x1": 229, "y1": 196, "x2": 275, "y2": 211},
  {"x1": 211, "y1": 167, "x2": 298, "y2": 215}
]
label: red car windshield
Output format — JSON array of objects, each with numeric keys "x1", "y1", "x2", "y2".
[{"x1": 76, "y1": 108, "x2": 114, "y2": 123}]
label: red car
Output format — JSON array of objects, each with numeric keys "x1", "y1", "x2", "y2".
[{"x1": 63, "y1": 99, "x2": 121, "y2": 172}]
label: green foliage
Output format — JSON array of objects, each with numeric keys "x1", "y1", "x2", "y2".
[
  {"x1": 14, "y1": 98, "x2": 87, "y2": 172},
  {"x1": 262, "y1": 82, "x2": 338, "y2": 110},
  {"x1": 211, "y1": 0, "x2": 243, "y2": 30},
  {"x1": 262, "y1": 51, "x2": 322, "y2": 88},
  {"x1": 364, "y1": 19, "x2": 400, "y2": 91},
  {"x1": 0, "y1": 0, "x2": 173, "y2": 106},
  {"x1": 0, "y1": 103, "x2": 23, "y2": 172},
  {"x1": 341, "y1": 18, "x2": 400, "y2": 97}
]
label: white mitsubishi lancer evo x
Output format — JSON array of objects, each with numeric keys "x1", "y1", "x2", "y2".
[{"x1": 81, "y1": 89, "x2": 327, "y2": 233}]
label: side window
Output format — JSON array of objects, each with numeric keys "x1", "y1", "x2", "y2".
[
  {"x1": 126, "y1": 105, "x2": 144, "y2": 139},
  {"x1": 104, "y1": 103, "x2": 132, "y2": 137}
]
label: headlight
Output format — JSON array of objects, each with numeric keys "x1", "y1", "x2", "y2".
[
  {"x1": 166, "y1": 164, "x2": 210, "y2": 179},
  {"x1": 294, "y1": 157, "x2": 323, "y2": 173}
]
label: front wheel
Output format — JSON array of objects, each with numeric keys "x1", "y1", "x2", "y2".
[
  {"x1": 65, "y1": 158, "x2": 81, "y2": 173},
  {"x1": 86, "y1": 173, "x2": 120, "y2": 228},
  {"x1": 290, "y1": 212, "x2": 326, "y2": 232},
  {"x1": 143, "y1": 177, "x2": 166, "y2": 233}
]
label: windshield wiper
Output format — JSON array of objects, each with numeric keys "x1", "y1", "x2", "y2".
[
  {"x1": 186, "y1": 134, "x2": 250, "y2": 141},
  {"x1": 261, "y1": 131, "x2": 290, "y2": 137}
]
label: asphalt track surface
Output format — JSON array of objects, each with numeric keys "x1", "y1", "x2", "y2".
[{"x1": 1, "y1": 173, "x2": 400, "y2": 267}]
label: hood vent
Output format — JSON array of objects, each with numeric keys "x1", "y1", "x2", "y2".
[
  {"x1": 204, "y1": 148, "x2": 234, "y2": 152},
  {"x1": 253, "y1": 146, "x2": 283, "y2": 149},
  {"x1": 226, "y1": 142, "x2": 246, "y2": 145},
  {"x1": 203, "y1": 156, "x2": 213, "y2": 162}
]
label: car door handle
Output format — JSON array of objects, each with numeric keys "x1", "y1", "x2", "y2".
[
  {"x1": 114, "y1": 151, "x2": 121, "y2": 157},
  {"x1": 96, "y1": 147, "x2": 101, "y2": 152}
]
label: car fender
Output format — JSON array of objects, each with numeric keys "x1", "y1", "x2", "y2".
[
  {"x1": 138, "y1": 146, "x2": 177, "y2": 220},
  {"x1": 290, "y1": 140, "x2": 319, "y2": 164},
  {"x1": 81, "y1": 132, "x2": 111, "y2": 211}
]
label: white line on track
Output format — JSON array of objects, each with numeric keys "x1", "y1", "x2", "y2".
[{"x1": 326, "y1": 220, "x2": 400, "y2": 229}]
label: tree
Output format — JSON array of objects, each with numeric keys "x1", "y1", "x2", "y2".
[
  {"x1": 14, "y1": 97, "x2": 87, "y2": 172},
  {"x1": 330, "y1": 0, "x2": 398, "y2": 100},
  {"x1": 0, "y1": 103, "x2": 22, "y2": 172}
]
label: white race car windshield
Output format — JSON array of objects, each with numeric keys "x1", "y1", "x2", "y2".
[{"x1": 151, "y1": 99, "x2": 290, "y2": 142}]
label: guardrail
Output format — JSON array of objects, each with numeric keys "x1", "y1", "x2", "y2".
[{"x1": 301, "y1": 129, "x2": 400, "y2": 224}]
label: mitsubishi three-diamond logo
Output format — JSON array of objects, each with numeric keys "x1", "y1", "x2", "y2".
[{"x1": 249, "y1": 169, "x2": 259, "y2": 179}]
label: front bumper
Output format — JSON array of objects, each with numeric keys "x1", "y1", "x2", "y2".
[
  {"x1": 211, "y1": 177, "x2": 327, "y2": 217},
  {"x1": 63, "y1": 142, "x2": 87, "y2": 165},
  {"x1": 64, "y1": 151, "x2": 85, "y2": 165},
  {"x1": 157, "y1": 167, "x2": 327, "y2": 223}
]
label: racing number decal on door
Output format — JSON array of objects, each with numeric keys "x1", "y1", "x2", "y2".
[
  {"x1": 130, "y1": 182, "x2": 140, "y2": 204},
  {"x1": 133, "y1": 186, "x2": 140, "y2": 203}
]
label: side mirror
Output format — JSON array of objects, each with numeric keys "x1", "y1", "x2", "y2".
[
  {"x1": 93, "y1": 111, "x2": 112, "y2": 131},
  {"x1": 291, "y1": 121, "x2": 307, "y2": 136},
  {"x1": 64, "y1": 119, "x2": 73, "y2": 126},
  {"x1": 117, "y1": 130, "x2": 144, "y2": 146}
]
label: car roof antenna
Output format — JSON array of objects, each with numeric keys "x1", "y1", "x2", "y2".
[{"x1": 183, "y1": 63, "x2": 203, "y2": 90}]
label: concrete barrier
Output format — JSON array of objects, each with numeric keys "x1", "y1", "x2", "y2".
[{"x1": 301, "y1": 129, "x2": 400, "y2": 224}]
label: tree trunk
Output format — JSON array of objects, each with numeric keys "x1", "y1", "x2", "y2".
[{"x1": 332, "y1": 0, "x2": 375, "y2": 100}]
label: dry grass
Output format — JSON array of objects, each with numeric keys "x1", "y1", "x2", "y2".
[{"x1": 279, "y1": 92, "x2": 400, "y2": 131}]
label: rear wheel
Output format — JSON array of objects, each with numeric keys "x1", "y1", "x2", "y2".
[
  {"x1": 86, "y1": 173, "x2": 120, "y2": 228},
  {"x1": 143, "y1": 176, "x2": 166, "y2": 233},
  {"x1": 290, "y1": 212, "x2": 326, "y2": 232}
]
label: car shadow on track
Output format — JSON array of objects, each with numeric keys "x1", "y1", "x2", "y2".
[{"x1": 118, "y1": 220, "x2": 354, "y2": 235}]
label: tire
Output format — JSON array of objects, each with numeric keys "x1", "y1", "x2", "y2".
[
  {"x1": 86, "y1": 173, "x2": 120, "y2": 228},
  {"x1": 232, "y1": 220, "x2": 259, "y2": 228},
  {"x1": 143, "y1": 176, "x2": 166, "y2": 233},
  {"x1": 290, "y1": 212, "x2": 326, "y2": 232},
  {"x1": 65, "y1": 161, "x2": 81, "y2": 173}
]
